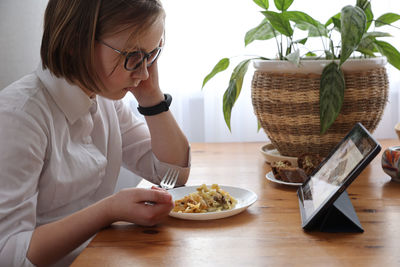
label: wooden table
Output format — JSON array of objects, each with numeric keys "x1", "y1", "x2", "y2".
[{"x1": 72, "y1": 140, "x2": 400, "y2": 267}]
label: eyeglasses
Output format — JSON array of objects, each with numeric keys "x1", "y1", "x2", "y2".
[{"x1": 98, "y1": 40, "x2": 163, "y2": 71}]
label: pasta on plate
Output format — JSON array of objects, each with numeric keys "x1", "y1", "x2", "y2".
[{"x1": 172, "y1": 184, "x2": 237, "y2": 213}]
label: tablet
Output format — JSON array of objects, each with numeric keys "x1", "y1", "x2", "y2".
[{"x1": 297, "y1": 123, "x2": 381, "y2": 231}]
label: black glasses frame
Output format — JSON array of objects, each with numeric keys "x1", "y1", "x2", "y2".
[{"x1": 98, "y1": 40, "x2": 163, "y2": 71}]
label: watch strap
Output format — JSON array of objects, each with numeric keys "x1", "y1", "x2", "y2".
[{"x1": 137, "y1": 93, "x2": 172, "y2": 116}]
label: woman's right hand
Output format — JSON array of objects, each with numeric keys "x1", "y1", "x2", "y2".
[
  {"x1": 26, "y1": 187, "x2": 173, "y2": 266},
  {"x1": 105, "y1": 187, "x2": 174, "y2": 226}
]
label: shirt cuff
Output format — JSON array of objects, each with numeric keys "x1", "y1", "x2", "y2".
[{"x1": 151, "y1": 145, "x2": 191, "y2": 186}]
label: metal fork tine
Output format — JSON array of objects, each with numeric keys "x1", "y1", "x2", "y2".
[
  {"x1": 164, "y1": 168, "x2": 171, "y2": 181},
  {"x1": 172, "y1": 169, "x2": 179, "y2": 184},
  {"x1": 168, "y1": 170, "x2": 175, "y2": 184},
  {"x1": 167, "y1": 170, "x2": 175, "y2": 184},
  {"x1": 164, "y1": 173, "x2": 171, "y2": 184},
  {"x1": 166, "y1": 170, "x2": 175, "y2": 185},
  {"x1": 160, "y1": 168, "x2": 179, "y2": 189}
]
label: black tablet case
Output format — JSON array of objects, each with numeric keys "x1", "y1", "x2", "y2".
[{"x1": 309, "y1": 190, "x2": 363, "y2": 233}]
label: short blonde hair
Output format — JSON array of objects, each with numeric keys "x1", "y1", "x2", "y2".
[{"x1": 41, "y1": 0, "x2": 164, "y2": 93}]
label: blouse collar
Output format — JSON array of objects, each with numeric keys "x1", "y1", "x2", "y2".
[{"x1": 36, "y1": 65, "x2": 95, "y2": 124}]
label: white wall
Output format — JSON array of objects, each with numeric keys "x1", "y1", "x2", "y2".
[{"x1": 0, "y1": 0, "x2": 48, "y2": 89}]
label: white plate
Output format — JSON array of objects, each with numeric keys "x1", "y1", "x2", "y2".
[
  {"x1": 169, "y1": 185, "x2": 257, "y2": 220},
  {"x1": 265, "y1": 171, "x2": 302, "y2": 187},
  {"x1": 260, "y1": 143, "x2": 298, "y2": 166}
]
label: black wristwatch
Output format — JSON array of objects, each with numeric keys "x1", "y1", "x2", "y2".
[{"x1": 137, "y1": 93, "x2": 172, "y2": 116}]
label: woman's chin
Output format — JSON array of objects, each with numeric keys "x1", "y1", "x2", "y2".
[{"x1": 99, "y1": 90, "x2": 129, "y2": 100}]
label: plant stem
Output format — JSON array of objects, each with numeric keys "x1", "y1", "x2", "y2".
[
  {"x1": 317, "y1": 28, "x2": 328, "y2": 59},
  {"x1": 272, "y1": 30, "x2": 281, "y2": 60},
  {"x1": 374, "y1": 20, "x2": 400, "y2": 31}
]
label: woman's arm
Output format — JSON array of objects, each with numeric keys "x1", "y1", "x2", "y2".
[
  {"x1": 144, "y1": 108, "x2": 189, "y2": 167},
  {"x1": 27, "y1": 187, "x2": 173, "y2": 266},
  {"x1": 129, "y1": 62, "x2": 190, "y2": 168}
]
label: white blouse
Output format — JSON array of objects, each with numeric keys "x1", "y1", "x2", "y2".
[{"x1": 0, "y1": 66, "x2": 190, "y2": 266}]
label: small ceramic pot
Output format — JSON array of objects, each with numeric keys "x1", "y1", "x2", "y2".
[{"x1": 381, "y1": 146, "x2": 400, "y2": 182}]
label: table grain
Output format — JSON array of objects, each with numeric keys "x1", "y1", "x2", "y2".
[{"x1": 71, "y1": 140, "x2": 400, "y2": 267}]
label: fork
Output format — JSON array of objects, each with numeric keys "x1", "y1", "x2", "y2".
[{"x1": 160, "y1": 168, "x2": 179, "y2": 190}]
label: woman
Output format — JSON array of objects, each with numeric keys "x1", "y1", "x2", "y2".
[{"x1": 0, "y1": 0, "x2": 190, "y2": 266}]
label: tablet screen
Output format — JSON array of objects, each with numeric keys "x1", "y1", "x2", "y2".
[{"x1": 298, "y1": 123, "x2": 380, "y2": 227}]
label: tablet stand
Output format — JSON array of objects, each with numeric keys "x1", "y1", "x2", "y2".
[{"x1": 315, "y1": 191, "x2": 364, "y2": 233}]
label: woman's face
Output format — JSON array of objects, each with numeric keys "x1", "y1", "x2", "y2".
[{"x1": 92, "y1": 18, "x2": 164, "y2": 100}]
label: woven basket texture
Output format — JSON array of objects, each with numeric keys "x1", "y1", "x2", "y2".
[{"x1": 251, "y1": 67, "x2": 388, "y2": 157}]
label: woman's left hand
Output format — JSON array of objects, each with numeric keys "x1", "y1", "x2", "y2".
[{"x1": 129, "y1": 61, "x2": 164, "y2": 107}]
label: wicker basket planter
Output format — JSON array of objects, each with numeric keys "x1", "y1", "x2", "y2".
[{"x1": 251, "y1": 57, "x2": 389, "y2": 157}]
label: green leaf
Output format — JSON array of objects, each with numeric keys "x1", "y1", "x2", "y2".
[
  {"x1": 357, "y1": 35, "x2": 378, "y2": 56},
  {"x1": 340, "y1": 5, "x2": 367, "y2": 65},
  {"x1": 285, "y1": 49, "x2": 300, "y2": 66},
  {"x1": 202, "y1": 58, "x2": 230, "y2": 88},
  {"x1": 253, "y1": 0, "x2": 269, "y2": 10},
  {"x1": 364, "y1": 6, "x2": 373, "y2": 31},
  {"x1": 223, "y1": 59, "x2": 252, "y2": 131},
  {"x1": 306, "y1": 52, "x2": 317, "y2": 57},
  {"x1": 356, "y1": 0, "x2": 373, "y2": 30},
  {"x1": 357, "y1": 48, "x2": 376, "y2": 57},
  {"x1": 300, "y1": 23, "x2": 328, "y2": 37},
  {"x1": 357, "y1": 32, "x2": 391, "y2": 52},
  {"x1": 375, "y1": 13, "x2": 400, "y2": 27},
  {"x1": 274, "y1": 0, "x2": 294, "y2": 11},
  {"x1": 356, "y1": 0, "x2": 370, "y2": 10},
  {"x1": 364, "y1": 31, "x2": 392, "y2": 38},
  {"x1": 320, "y1": 62, "x2": 345, "y2": 134},
  {"x1": 329, "y1": 39, "x2": 335, "y2": 59},
  {"x1": 245, "y1": 18, "x2": 277, "y2": 46},
  {"x1": 356, "y1": 32, "x2": 392, "y2": 57},
  {"x1": 262, "y1": 11, "x2": 293, "y2": 37},
  {"x1": 293, "y1": 37, "x2": 307, "y2": 45},
  {"x1": 325, "y1": 12, "x2": 341, "y2": 27},
  {"x1": 285, "y1": 11, "x2": 328, "y2": 37},
  {"x1": 374, "y1": 40, "x2": 400, "y2": 70},
  {"x1": 332, "y1": 17, "x2": 342, "y2": 31}
]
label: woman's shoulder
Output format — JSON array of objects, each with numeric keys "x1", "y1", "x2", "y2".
[
  {"x1": 0, "y1": 72, "x2": 47, "y2": 108},
  {"x1": 0, "y1": 72, "x2": 54, "y2": 125}
]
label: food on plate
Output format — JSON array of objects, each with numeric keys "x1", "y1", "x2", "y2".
[
  {"x1": 270, "y1": 160, "x2": 291, "y2": 179},
  {"x1": 297, "y1": 154, "x2": 322, "y2": 176},
  {"x1": 271, "y1": 161, "x2": 308, "y2": 183},
  {"x1": 172, "y1": 184, "x2": 237, "y2": 213},
  {"x1": 270, "y1": 154, "x2": 322, "y2": 183}
]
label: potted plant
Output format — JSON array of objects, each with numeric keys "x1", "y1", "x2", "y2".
[{"x1": 202, "y1": 0, "x2": 400, "y2": 157}]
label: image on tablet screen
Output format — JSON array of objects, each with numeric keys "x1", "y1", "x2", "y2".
[{"x1": 301, "y1": 129, "x2": 375, "y2": 220}]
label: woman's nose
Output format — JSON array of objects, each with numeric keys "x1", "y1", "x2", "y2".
[{"x1": 131, "y1": 59, "x2": 149, "y2": 80}]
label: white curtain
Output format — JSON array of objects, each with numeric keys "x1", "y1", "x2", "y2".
[{"x1": 1, "y1": 0, "x2": 400, "y2": 143}]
